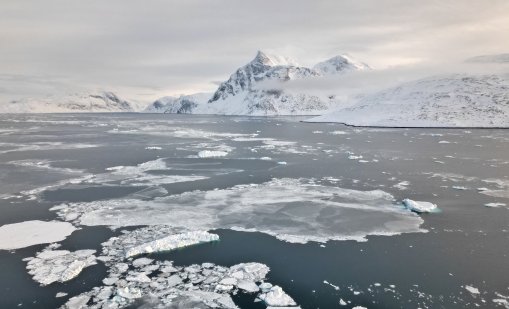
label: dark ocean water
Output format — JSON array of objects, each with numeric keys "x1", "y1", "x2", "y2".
[{"x1": 0, "y1": 113, "x2": 508, "y2": 309}]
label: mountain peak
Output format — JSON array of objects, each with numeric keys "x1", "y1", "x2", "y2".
[
  {"x1": 251, "y1": 50, "x2": 297, "y2": 67},
  {"x1": 314, "y1": 54, "x2": 370, "y2": 75}
]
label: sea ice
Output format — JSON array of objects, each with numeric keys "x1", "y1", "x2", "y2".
[
  {"x1": 0, "y1": 220, "x2": 76, "y2": 250},
  {"x1": 197, "y1": 150, "x2": 229, "y2": 158},
  {"x1": 465, "y1": 285, "x2": 480, "y2": 295},
  {"x1": 403, "y1": 199, "x2": 438, "y2": 213},
  {"x1": 125, "y1": 231, "x2": 219, "y2": 258},
  {"x1": 25, "y1": 247, "x2": 97, "y2": 286},
  {"x1": 485, "y1": 203, "x2": 507, "y2": 208},
  {"x1": 60, "y1": 226, "x2": 292, "y2": 309},
  {"x1": 52, "y1": 178, "x2": 425, "y2": 243},
  {"x1": 259, "y1": 285, "x2": 297, "y2": 306}
]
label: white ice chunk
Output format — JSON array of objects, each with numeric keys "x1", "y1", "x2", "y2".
[
  {"x1": 62, "y1": 295, "x2": 90, "y2": 309},
  {"x1": 403, "y1": 199, "x2": 438, "y2": 213},
  {"x1": 259, "y1": 285, "x2": 297, "y2": 307},
  {"x1": 465, "y1": 285, "x2": 480, "y2": 295},
  {"x1": 26, "y1": 248, "x2": 96, "y2": 286},
  {"x1": 197, "y1": 150, "x2": 228, "y2": 158},
  {"x1": 125, "y1": 231, "x2": 219, "y2": 258},
  {"x1": 0, "y1": 220, "x2": 76, "y2": 250}
]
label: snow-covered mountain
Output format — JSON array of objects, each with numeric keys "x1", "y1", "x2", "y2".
[
  {"x1": 308, "y1": 74, "x2": 509, "y2": 127},
  {"x1": 1, "y1": 91, "x2": 137, "y2": 113},
  {"x1": 153, "y1": 51, "x2": 368, "y2": 116},
  {"x1": 466, "y1": 53, "x2": 509, "y2": 63},
  {"x1": 144, "y1": 93, "x2": 211, "y2": 114},
  {"x1": 313, "y1": 55, "x2": 371, "y2": 75}
]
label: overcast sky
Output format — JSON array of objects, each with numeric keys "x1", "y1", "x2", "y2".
[{"x1": 1, "y1": 0, "x2": 508, "y2": 103}]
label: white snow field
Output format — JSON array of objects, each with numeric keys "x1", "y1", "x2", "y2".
[
  {"x1": 0, "y1": 91, "x2": 140, "y2": 113},
  {"x1": 0, "y1": 220, "x2": 76, "y2": 250},
  {"x1": 51, "y1": 178, "x2": 425, "y2": 243},
  {"x1": 308, "y1": 74, "x2": 509, "y2": 128}
]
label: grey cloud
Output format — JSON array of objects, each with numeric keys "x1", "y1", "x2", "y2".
[{"x1": 0, "y1": 0, "x2": 508, "y2": 103}]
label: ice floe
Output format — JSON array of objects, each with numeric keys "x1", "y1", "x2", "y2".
[
  {"x1": 124, "y1": 231, "x2": 219, "y2": 258},
  {"x1": 485, "y1": 202, "x2": 507, "y2": 208},
  {"x1": 403, "y1": 199, "x2": 438, "y2": 214},
  {"x1": 51, "y1": 178, "x2": 425, "y2": 243},
  {"x1": 259, "y1": 285, "x2": 297, "y2": 307},
  {"x1": 0, "y1": 220, "x2": 76, "y2": 250},
  {"x1": 464, "y1": 285, "x2": 480, "y2": 295},
  {"x1": 60, "y1": 225, "x2": 295, "y2": 309},
  {"x1": 24, "y1": 245, "x2": 97, "y2": 285},
  {"x1": 198, "y1": 150, "x2": 229, "y2": 158}
]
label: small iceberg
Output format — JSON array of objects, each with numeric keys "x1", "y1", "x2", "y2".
[
  {"x1": 403, "y1": 199, "x2": 438, "y2": 213},
  {"x1": 197, "y1": 150, "x2": 228, "y2": 158},
  {"x1": 25, "y1": 246, "x2": 97, "y2": 286},
  {"x1": 0, "y1": 220, "x2": 76, "y2": 250},
  {"x1": 125, "y1": 231, "x2": 219, "y2": 258}
]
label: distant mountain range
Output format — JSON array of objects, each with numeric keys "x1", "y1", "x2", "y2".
[
  {"x1": 0, "y1": 92, "x2": 138, "y2": 113},
  {"x1": 2, "y1": 51, "x2": 509, "y2": 128},
  {"x1": 144, "y1": 51, "x2": 369, "y2": 116},
  {"x1": 308, "y1": 74, "x2": 509, "y2": 127}
]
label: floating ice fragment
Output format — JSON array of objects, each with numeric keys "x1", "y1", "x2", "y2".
[
  {"x1": 403, "y1": 199, "x2": 438, "y2": 213},
  {"x1": 132, "y1": 257, "x2": 153, "y2": 267},
  {"x1": 62, "y1": 295, "x2": 90, "y2": 309},
  {"x1": 197, "y1": 150, "x2": 228, "y2": 158},
  {"x1": 259, "y1": 285, "x2": 297, "y2": 307},
  {"x1": 0, "y1": 220, "x2": 76, "y2": 250},
  {"x1": 125, "y1": 231, "x2": 219, "y2": 258},
  {"x1": 53, "y1": 178, "x2": 425, "y2": 244},
  {"x1": 485, "y1": 203, "x2": 507, "y2": 208},
  {"x1": 26, "y1": 247, "x2": 96, "y2": 286},
  {"x1": 465, "y1": 285, "x2": 480, "y2": 295}
]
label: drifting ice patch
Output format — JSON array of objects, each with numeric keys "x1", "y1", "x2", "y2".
[
  {"x1": 464, "y1": 285, "x2": 480, "y2": 295},
  {"x1": 25, "y1": 246, "x2": 97, "y2": 286},
  {"x1": 60, "y1": 225, "x2": 294, "y2": 309},
  {"x1": 259, "y1": 285, "x2": 298, "y2": 307},
  {"x1": 52, "y1": 178, "x2": 425, "y2": 243},
  {"x1": 125, "y1": 231, "x2": 219, "y2": 258},
  {"x1": 484, "y1": 202, "x2": 507, "y2": 208},
  {"x1": 403, "y1": 199, "x2": 438, "y2": 214},
  {"x1": 197, "y1": 150, "x2": 229, "y2": 158},
  {"x1": 0, "y1": 220, "x2": 76, "y2": 250}
]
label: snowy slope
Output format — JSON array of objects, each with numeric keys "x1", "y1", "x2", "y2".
[
  {"x1": 144, "y1": 93, "x2": 211, "y2": 113},
  {"x1": 308, "y1": 74, "x2": 509, "y2": 127},
  {"x1": 1, "y1": 91, "x2": 137, "y2": 113},
  {"x1": 313, "y1": 55, "x2": 371, "y2": 75},
  {"x1": 466, "y1": 53, "x2": 509, "y2": 63},
  {"x1": 189, "y1": 51, "x2": 367, "y2": 116}
]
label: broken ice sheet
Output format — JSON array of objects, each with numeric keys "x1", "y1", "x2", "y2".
[
  {"x1": 61, "y1": 225, "x2": 297, "y2": 309},
  {"x1": 24, "y1": 245, "x2": 96, "y2": 286},
  {"x1": 52, "y1": 178, "x2": 425, "y2": 244}
]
